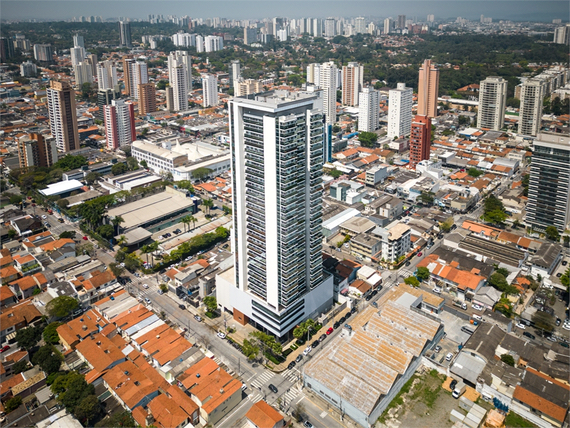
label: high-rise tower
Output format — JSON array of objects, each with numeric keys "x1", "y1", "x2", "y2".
[
  {"x1": 358, "y1": 87, "x2": 380, "y2": 133},
  {"x1": 201, "y1": 74, "x2": 218, "y2": 107},
  {"x1": 477, "y1": 76, "x2": 507, "y2": 131},
  {"x1": 388, "y1": 83, "x2": 413, "y2": 138},
  {"x1": 47, "y1": 80, "x2": 79, "y2": 152},
  {"x1": 119, "y1": 21, "x2": 132, "y2": 47},
  {"x1": 320, "y1": 61, "x2": 338, "y2": 126},
  {"x1": 409, "y1": 115, "x2": 431, "y2": 169},
  {"x1": 417, "y1": 59, "x2": 439, "y2": 118},
  {"x1": 103, "y1": 99, "x2": 136, "y2": 150},
  {"x1": 138, "y1": 83, "x2": 157, "y2": 116},
  {"x1": 222, "y1": 91, "x2": 333, "y2": 337},
  {"x1": 168, "y1": 51, "x2": 192, "y2": 111},
  {"x1": 96, "y1": 60, "x2": 118, "y2": 91},
  {"x1": 341, "y1": 62, "x2": 363, "y2": 107},
  {"x1": 18, "y1": 133, "x2": 58, "y2": 170},
  {"x1": 518, "y1": 79, "x2": 544, "y2": 137}
]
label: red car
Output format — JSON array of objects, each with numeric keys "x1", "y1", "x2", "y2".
[
  {"x1": 417, "y1": 252, "x2": 423, "y2": 257},
  {"x1": 82, "y1": 236, "x2": 88, "y2": 240},
  {"x1": 326, "y1": 327, "x2": 334, "y2": 335},
  {"x1": 0, "y1": 345, "x2": 10, "y2": 353}
]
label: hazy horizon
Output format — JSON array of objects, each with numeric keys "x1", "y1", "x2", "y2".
[{"x1": 1, "y1": 0, "x2": 568, "y2": 22}]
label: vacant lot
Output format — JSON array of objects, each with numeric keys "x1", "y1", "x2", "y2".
[{"x1": 377, "y1": 367, "x2": 455, "y2": 428}]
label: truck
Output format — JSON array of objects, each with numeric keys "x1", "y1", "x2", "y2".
[
  {"x1": 452, "y1": 381, "x2": 466, "y2": 399},
  {"x1": 453, "y1": 299, "x2": 467, "y2": 310}
]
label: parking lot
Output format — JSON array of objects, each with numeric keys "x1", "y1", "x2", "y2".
[{"x1": 438, "y1": 311, "x2": 474, "y2": 345}]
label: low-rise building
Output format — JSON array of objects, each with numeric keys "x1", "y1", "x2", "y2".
[
  {"x1": 350, "y1": 233, "x2": 382, "y2": 261},
  {"x1": 365, "y1": 164, "x2": 389, "y2": 186},
  {"x1": 0, "y1": 301, "x2": 42, "y2": 343},
  {"x1": 245, "y1": 400, "x2": 284, "y2": 428},
  {"x1": 372, "y1": 222, "x2": 411, "y2": 263},
  {"x1": 340, "y1": 217, "x2": 377, "y2": 238}
]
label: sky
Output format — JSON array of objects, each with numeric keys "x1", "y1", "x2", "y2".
[{"x1": 1, "y1": 0, "x2": 568, "y2": 22}]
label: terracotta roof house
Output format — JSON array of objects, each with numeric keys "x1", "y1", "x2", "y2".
[{"x1": 245, "y1": 400, "x2": 285, "y2": 428}]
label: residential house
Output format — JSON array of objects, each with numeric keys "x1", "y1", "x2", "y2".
[
  {"x1": 365, "y1": 193, "x2": 403, "y2": 225},
  {"x1": 9, "y1": 272, "x2": 48, "y2": 299},
  {"x1": 0, "y1": 301, "x2": 42, "y2": 343},
  {"x1": 132, "y1": 384, "x2": 200, "y2": 428},
  {"x1": 528, "y1": 243, "x2": 563, "y2": 278},
  {"x1": 75, "y1": 333, "x2": 128, "y2": 382},
  {"x1": 245, "y1": 400, "x2": 285, "y2": 428},
  {"x1": 0, "y1": 266, "x2": 20, "y2": 284},
  {"x1": 0, "y1": 285, "x2": 18, "y2": 308},
  {"x1": 57, "y1": 309, "x2": 106, "y2": 350},
  {"x1": 72, "y1": 269, "x2": 118, "y2": 306},
  {"x1": 351, "y1": 233, "x2": 382, "y2": 261}
]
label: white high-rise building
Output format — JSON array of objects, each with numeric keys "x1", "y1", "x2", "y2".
[
  {"x1": 103, "y1": 99, "x2": 135, "y2": 150},
  {"x1": 204, "y1": 35, "x2": 223, "y2": 52},
  {"x1": 427, "y1": 14, "x2": 435, "y2": 22},
  {"x1": 74, "y1": 62, "x2": 93, "y2": 86},
  {"x1": 477, "y1": 76, "x2": 507, "y2": 131},
  {"x1": 196, "y1": 35, "x2": 204, "y2": 53},
  {"x1": 358, "y1": 87, "x2": 380, "y2": 132},
  {"x1": 168, "y1": 51, "x2": 192, "y2": 111},
  {"x1": 518, "y1": 79, "x2": 545, "y2": 136},
  {"x1": 47, "y1": 80, "x2": 79, "y2": 153},
  {"x1": 73, "y1": 34, "x2": 84, "y2": 49},
  {"x1": 383, "y1": 18, "x2": 393, "y2": 34},
  {"x1": 230, "y1": 60, "x2": 241, "y2": 88},
  {"x1": 70, "y1": 46, "x2": 85, "y2": 67},
  {"x1": 202, "y1": 74, "x2": 218, "y2": 107},
  {"x1": 218, "y1": 91, "x2": 334, "y2": 338},
  {"x1": 126, "y1": 61, "x2": 148, "y2": 100},
  {"x1": 355, "y1": 17, "x2": 366, "y2": 34},
  {"x1": 320, "y1": 61, "x2": 338, "y2": 126},
  {"x1": 96, "y1": 60, "x2": 118, "y2": 91},
  {"x1": 313, "y1": 19, "x2": 323, "y2": 37},
  {"x1": 387, "y1": 83, "x2": 413, "y2": 138},
  {"x1": 324, "y1": 18, "x2": 336, "y2": 38},
  {"x1": 341, "y1": 62, "x2": 363, "y2": 106},
  {"x1": 306, "y1": 63, "x2": 321, "y2": 87},
  {"x1": 553, "y1": 24, "x2": 570, "y2": 45}
]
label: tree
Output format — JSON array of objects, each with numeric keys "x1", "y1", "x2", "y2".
[
  {"x1": 484, "y1": 209, "x2": 508, "y2": 226},
  {"x1": 329, "y1": 168, "x2": 342, "y2": 179},
  {"x1": 123, "y1": 253, "x2": 141, "y2": 272},
  {"x1": 126, "y1": 156, "x2": 139, "y2": 171},
  {"x1": 495, "y1": 297, "x2": 513, "y2": 317},
  {"x1": 74, "y1": 395, "x2": 102, "y2": 425},
  {"x1": 32, "y1": 344, "x2": 63, "y2": 374},
  {"x1": 488, "y1": 272, "x2": 518, "y2": 295},
  {"x1": 545, "y1": 226, "x2": 560, "y2": 242},
  {"x1": 418, "y1": 191, "x2": 435, "y2": 206},
  {"x1": 16, "y1": 326, "x2": 43, "y2": 350},
  {"x1": 203, "y1": 198, "x2": 214, "y2": 215},
  {"x1": 159, "y1": 283, "x2": 168, "y2": 293},
  {"x1": 358, "y1": 131, "x2": 378, "y2": 148},
  {"x1": 109, "y1": 262, "x2": 125, "y2": 278},
  {"x1": 59, "y1": 230, "x2": 76, "y2": 239},
  {"x1": 495, "y1": 267, "x2": 509, "y2": 278},
  {"x1": 43, "y1": 322, "x2": 63, "y2": 344},
  {"x1": 180, "y1": 216, "x2": 191, "y2": 232},
  {"x1": 51, "y1": 372, "x2": 96, "y2": 414},
  {"x1": 457, "y1": 115, "x2": 470, "y2": 125},
  {"x1": 192, "y1": 167, "x2": 212, "y2": 181},
  {"x1": 116, "y1": 235, "x2": 128, "y2": 247},
  {"x1": 9, "y1": 194, "x2": 23, "y2": 205},
  {"x1": 292, "y1": 402, "x2": 306, "y2": 422},
  {"x1": 140, "y1": 159, "x2": 148, "y2": 168},
  {"x1": 111, "y1": 162, "x2": 128, "y2": 176},
  {"x1": 97, "y1": 224, "x2": 115, "y2": 240},
  {"x1": 560, "y1": 268, "x2": 570, "y2": 289},
  {"x1": 467, "y1": 168, "x2": 483, "y2": 178},
  {"x1": 176, "y1": 180, "x2": 194, "y2": 192},
  {"x1": 4, "y1": 396, "x2": 22, "y2": 413},
  {"x1": 8, "y1": 229, "x2": 18, "y2": 239},
  {"x1": 500, "y1": 354, "x2": 515, "y2": 366},
  {"x1": 53, "y1": 155, "x2": 88, "y2": 171},
  {"x1": 293, "y1": 318, "x2": 317, "y2": 340},
  {"x1": 222, "y1": 205, "x2": 232, "y2": 215},
  {"x1": 12, "y1": 360, "x2": 29, "y2": 374},
  {"x1": 46, "y1": 295, "x2": 79, "y2": 318},
  {"x1": 416, "y1": 267, "x2": 430, "y2": 282},
  {"x1": 203, "y1": 296, "x2": 217, "y2": 313},
  {"x1": 404, "y1": 276, "x2": 420, "y2": 287},
  {"x1": 85, "y1": 172, "x2": 101, "y2": 185},
  {"x1": 439, "y1": 218, "x2": 454, "y2": 232},
  {"x1": 532, "y1": 311, "x2": 555, "y2": 332},
  {"x1": 242, "y1": 339, "x2": 260, "y2": 361},
  {"x1": 111, "y1": 215, "x2": 125, "y2": 235},
  {"x1": 95, "y1": 411, "x2": 136, "y2": 428}
]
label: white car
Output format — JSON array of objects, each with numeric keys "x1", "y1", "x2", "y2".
[
  {"x1": 445, "y1": 352, "x2": 454, "y2": 361},
  {"x1": 217, "y1": 332, "x2": 226, "y2": 339},
  {"x1": 433, "y1": 287, "x2": 442, "y2": 294},
  {"x1": 472, "y1": 303, "x2": 483, "y2": 311},
  {"x1": 303, "y1": 346, "x2": 312, "y2": 356},
  {"x1": 563, "y1": 322, "x2": 570, "y2": 331},
  {"x1": 142, "y1": 283, "x2": 149, "y2": 289},
  {"x1": 516, "y1": 322, "x2": 526, "y2": 330},
  {"x1": 41, "y1": 215, "x2": 47, "y2": 219}
]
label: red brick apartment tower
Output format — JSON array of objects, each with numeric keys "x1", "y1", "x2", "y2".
[{"x1": 409, "y1": 115, "x2": 431, "y2": 169}]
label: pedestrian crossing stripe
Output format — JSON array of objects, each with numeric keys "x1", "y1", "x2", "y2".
[
  {"x1": 250, "y1": 371, "x2": 275, "y2": 389},
  {"x1": 247, "y1": 392, "x2": 263, "y2": 403},
  {"x1": 280, "y1": 368, "x2": 300, "y2": 382}
]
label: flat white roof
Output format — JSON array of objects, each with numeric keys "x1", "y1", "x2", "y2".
[
  {"x1": 322, "y1": 208, "x2": 360, "y2": 231},
  {"x1": 39, "y1": 179, "x2": 84, "y2": 196}
]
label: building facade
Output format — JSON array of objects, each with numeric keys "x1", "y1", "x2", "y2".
[
  {"x1": 518, "y1": 79, "x2": 544, "y2": 137},
  {"x1": 201, "y1": 74, "x2": 218, "y2": 107},
  {"x1": 123, "y1": 58, "x2": 148, "y2": 99},
  {"x1": 168, "y1": 51, "x2": 192, "y2": 112},
  {"x1": 387, "y1": 83, "x2": 413, "y2": 138},
  {"x1": 342, "y1": 62, "x2": 363, "y2": 107},
  {"x1": 478, "y1": 76, "x2": 507, "y2": 131},
  {"x1": 526, "y1": 133, "x2": 570, "y2": 233},
  {"x1": 96, "y1": 60, "x2": 118, "y2": 91},
  {"x1": 417, "y1": 59, "x2": 439, "y2": 118},
  {"x1": 119, "y1": 21, "x2": 132, "y2": 47},
  {"x1": 409, "y1": 115, "x2": 431, "y2": 169},
  {"x1": 358, "y1": 87, "x2": 380, "y2": 132},
  {"x1": 138, "y1": 83, "x2": 157, "y2": 115},
  {"x1": 18, "y1": 133, "x2": 58, "y2": 170},
  {"x1": 47, "y1": 80, "x2": 79, "y2": 152},
  {"x1": 33, "y1": 44, "x2": 53, "y2": 62},
  {"x1": 97, "y1": 88, "x2": 121, "y2": 121},
  {"x1": 103, "y1": 100, "x2": 136, "y2": 150},
  {"x1": 222, "y1": 91, "x2": 334, "y2": 338},
  {"x1": 74, "y1": 62, "x2": 93, "y2": 86},
  {"x1": 320, "y1": 61, "x2": 338, "y2": 126}
]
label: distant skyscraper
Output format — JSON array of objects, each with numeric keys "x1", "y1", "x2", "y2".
[
  {"x1": 33, "y1": 44, "x2": 54, "y2": 62},
  {"x1": 388, "y1": 83, "x2": 413, "y2": 138},
  {"x1": 223, "y1": 91, "x2": 333, "y2": 338},
  {"x1": 409, "y1": 115, "x2": 431, "y2": 169},
  {"x1": 97, "y1": 87, "x2": 121, "y2": 121},
  {"x1": 122, "y1": 57, "x2": 134, "y2": 96},
  {"x1": 312, "y1": 18, "x2": 323, "y2": 37},
  {"x1": 18, "y1": 133, "x2": 58, "y2": 170},
  {"x1": 306, "y1": 63, "x2": 321, "y2": 87},
  {"x1": 230, "y1": 60, "x2": 241, "y2": 88},
  {"x1": 398, "y1": 15, "x2": 406, "y2": 29},
  {"x1": 47, "y1": 80, "x2": 79, "y2": 153},
  {"x1": 74, "y1": 62, "x2": 93, "y2": 86},
  {"x1": 119, "y1": 21, "x2": 132, "y2": 47},
  {"x1": 73, "y1": 34, "x2": 84, "y2": 48},
  {"x1": 70, "y1": 46, "x2": 85, "y2": 67},
  {"x1": 195, "y1": 35, "x2": 204, "y2": 52},
  {"x1": 427, "y1": 14, "x2": 435, "y2": 22},
  {"x1": 358, "y1": 87, "x2": 380, "y2": 132},
  {"x1": 202, "y1": 74, "x2": 218, "y2": 107},
  {"x1": 103, "y1": 99, "x2": 136, "y2": 150},
  {"x1": 526, "y1": 133, "x2": 570, "y2": 233},
  {"x1": 355, "y1": 17, "x2": 366, "y2": 34},
  {"x1": 204, "y1": 35, "x2": 223, "y2": 52},
  {"x1": 96, "y1": 60, "x2": 118, "y2": 91},
  {"x1": 553, "y1": 24, "x2": 570, "y2": 45},
  {"x1": 244, "y1": 27, "x2": 257, "y2": 45},
  {"x1": 341, "y1": 62, "x2": 363, "y2": 106},
  {"x1": 123, "y1": 60, "x2": 148, "y2": 99},
  {"x1": 417, "y1": 59, "x2": 439, "y2": 118},
  {"x1": 320, "y1": 62, "x2": 338, "y2": 126},
  {"x1": 477, "y1": 76, "x2": 507, "y2": 131},
  {"x1": 168, "y1": 51, "x2": 191, "y2": 112},
  {"x1": 138, "y1": 83, "x2": 157, "y2": 115},
  {"x1": 0, "y1": 37, "x2": 14, "y2": 62},
  {"x1": 518, "y1": 79, "x2": 544, "y2": 136},
  {"x1": 165, "y1": 86, "x2": 175, "y2": 112},
  {"x1": 383, "y1": 18, "x2": 393, "y2": 34},
  {"x1": 20, "y1": 61, "x2": 37, "y2": 77},
  {"x1": 324, "y1": 18, "x2": 336, "y2": 38},
  {"x1": 85, "y1": 53, "x2": 98, "y2": 77}
]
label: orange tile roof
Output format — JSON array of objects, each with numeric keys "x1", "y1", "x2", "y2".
[
  {"x1": 0, "y1": 301, "x2": 42, "y2": 332},
  {"x1": 76, "y1": 333, "x2": 128, "y2": 376},
  {"x1": 57, "y1": 309, "x2": 106, "y2": 349},
  {"x1": 246, "y1": 400, "x2": 284, "y2": 428},
  {"x1": 0, "y1": 286, "x2": 16, "y2": 301},
  {"x1": 513, "y1": 385, "x2": 566, "y2": 422},
  {"x1": 102, "y1": 360, "x2": 163, "y2": 409},
  {"x1": 39, "y1": 238, "x2": 74, "y2": 252}
]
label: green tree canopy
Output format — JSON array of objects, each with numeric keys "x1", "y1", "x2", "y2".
[
  {"x1": 203, "y1": 296, "x2": 217, "y2": 312},
  {"x1": 467, "y1": 168, "x2": 483, "y2": 177},
  {"x1": 488, "y1": 272, "x2": 519, "y2": 295},
  {"x1": 53, "y1": 155, "x2": 88, "y2": 171},
  {"x1": 97, "y1": 224, "x2": 115, "y2": 240},
  {"x1": 126, "y1": 157, "x2": 139, "y2": 171},
  {"x1": 416, "y1": 266, "x2": 431, "y2": 281},
  {"x1": 329, "y1": 168, "x2": 342, "y2": 179},
  {"x1": 16, "y1": 325, "x2": 43, "y2": 350},
  {"x1": 85, "y1": 172, "x2": 101, "y2": 185},
  {"x1": 43, "y1": 322, "x2": 63, "y2": 344},
  {"x1": 500, "y1": 354, "x2": 515, "y2": 366},
  {"x1": 46, "y1": 295, "x2": 79, "y2": 318},
  {"x1": 560, "y1": 268, "x2": 570, "y2": 289},
  {"x1": 404, "y1": 276, "x2": 420, "y2": 287},
  {"x1": 95, "y1": 411, "x2": 136, "y2": 428},
  {"x1": 111, "y1": 162, "x2": 128, "y2": 176},
  {"x1": 358, "y1": 131, "x2": 378, "y2": 148},
  {"x1": 32, "y1": 344, "x2": 63, "y2": 374},
  {"x1": 242, "y1": 338, "x2": 260, "y2": 361},
  {"x1": 52, "y1": 372, "x2": 99, "y2": 420},
  {"x1": 109, "y1": 262, "x2": 125, "y2": 278},
  {"x1": 4, "y1": 396, "x2": 22, "y2": 413},
  {"x1": 192, "y1": 167, "x2": 213, "y2": 181},
  {"x1": 545, "y1": 226, "x2": 560, "y2": 242}
]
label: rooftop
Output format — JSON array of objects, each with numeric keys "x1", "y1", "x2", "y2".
[{"x1": 39, "y1": 179, "x2": 84, "y2": 196}]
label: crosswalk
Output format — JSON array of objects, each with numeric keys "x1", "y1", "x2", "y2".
[
  {"x1": 247, "y1": 391, "x2": 264, "y2": 403},
  {"x1": 280, "y1": 368, "x2": 300, "y2": 383},
  {"x1": 250, "y1": 371, "x2": 275, "y2": 389},
  {"x1": 282, "y1": 386, "x2": 300, "y2": 406},
  {"x1": 212, "y1": 356, "x2": 235, "y2": 376}
]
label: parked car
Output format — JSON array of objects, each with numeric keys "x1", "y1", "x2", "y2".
[
  {"x1": 217, "y1": 331, "x2": 226, "y2": 339},
  {"x1": 326, "y1": 327, "x2": 334, "y2": 335},
  {"x1": 433, "y1": 286, "x2": 441, "y2": 294},
  {"x1": 339, "y1": 316, "x2": 346, "y2": 323},
  {"x1": 0, "y1": 345, "x2": 10, "y2": 353},
  {"x1": 288, "y1": 361, "x2": 296, "y2": 370},
  {"x1": 516, "y1": 322, "x2": 526, "y2": 330},
  {"x1": 142, "y1": 284, "x2": 149, "y2": 289},
  {"x1": 179, "y1": 304, "x2": 186, "y2": 310},
  {"x1": 556, "y1": 318, "x2": 562, "y2": 326},
  {"x1": 445, "y1": 352, "x2": 454, "y2": 361},
  {"x1": 303, "y1": 346, "x2": 312, "y2": 356},
  {"x1": 434, "y1": 345, "x2": 442, "y2": 353},
  {"x1": 319, "y1": 334, "x2": 327, "y2": 342},
  {"x1": 303, "y1": 421, "x2": 314, "y2": 428},
  {"x1": 295, "y1": 354, "x2": 303, "y2": 363},
  {"x1": 450, "y1": 379, "x2": 458, "y2": 390},
  {"x1": 472, "y1": 303, "x2": 483, "y2": 311},
  {"x1": 194, "y1": 315, "x2": 203, "y2": 322},
  {"x1": 41, "y1": 214, "x2": 47, "y2": 219},
  {"x1": 144, "y1": 298, "x2": 151, "y2": 305},
  {"x1": 344, "y1": 324, "x2": 352, "y2": 330},
  {"x1": 417, "y1": 252, "x2": 423, "y2": 257},
  {"x1": 311, "y1": 340, "x2": 320, "y2": 348},
  {"x1": 58, "y1": 218, "x2": 64, "y2": 223},
  {"x1": 333, "y1": 322, "x2": 340, "y2": 329},
  {"x1": 523, "y1": 332, "x2": 536, "y2": 340}
]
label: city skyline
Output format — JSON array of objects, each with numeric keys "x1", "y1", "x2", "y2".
[{"x1": 2, "y1": 1, "x2": 568, "y2": 22}]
